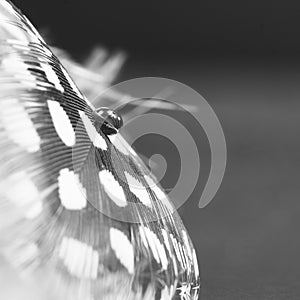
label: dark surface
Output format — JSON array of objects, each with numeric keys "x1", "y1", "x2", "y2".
[{"x1": 13, "y1": 0, "x2": 300, "y2": 58}]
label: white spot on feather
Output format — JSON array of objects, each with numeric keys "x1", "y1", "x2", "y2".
[
  {"x1": 80, "y1": 112, "x2": 107, "y2": 150},
  {"x1": 3, "y1": 171, "x2": 42, "y2": 219},
  {"x1": 99, "y1": 170, "x2": 127, "y2": 207},
  {"x1": 182, "y1": 230, "x2": 193, "y2": 260},
  {"x1": 109, "y1": 228, "x2": 134, "y2": 274},
  {"x1": 170, "y1": 235, "x2": 185, "y2": 269},
  {"x1": 178, "y1": 243, "x2": 187, "y2": 269},
  {"x1": 3, "y1": 57, "x2": 29, "y2": 75},
  {"x1": 14, "y1": 243, "x2": 39, "y2": 267},
  {"x1": 139, "y1": 226, "x2": 168, "y2": 270},
  {"x1": 0, "y1": 98, "x2": 40, "y2": 152},
  {"x1": 125, "y1": 172, "x2": 152, "y2": 207},
  {"x1": 26, "y1": 202, "x2": 43, "y2": 219},
  {"x1": 108, "y1": 133, "x2": 138, "y2": 157},
  {"x1": 160, "y1": 286, "x2": 173, "y2": 300},
  {"x1": 42, "y1": 64, "x2": 64, "y2": 92},
  {"x1": 161, "y1": 229, "x2": 172, "y2": 254},
  {"x1": 192, "y1": 249, "x2": 199, "y2": 278},
  {"x1": 108, "y1": 134, "x2": 128, "y2": 155},
  {"x1": 1, "y1": 56, "x2": 36, "y2": 88},
  {"x1": 59, "y1": 237, "x2": 99, "y2": 279},
  {"x1": 58, "y1": 168, "x2": 87, "y2": 210},
  {"x1": 61, "y1": 66, "x2": 83, "y2": 98},
  {"x1": 47, "y1": 100, "x2": 75, "y2": 146}
]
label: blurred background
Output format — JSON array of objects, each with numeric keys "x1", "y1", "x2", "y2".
[{"x1": 14, "y1": 0, "x2": 300, "y2": 298}]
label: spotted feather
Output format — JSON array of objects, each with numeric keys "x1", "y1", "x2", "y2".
[{"x1": 0, "y1": 1, "x2": 200, "y2": 299}]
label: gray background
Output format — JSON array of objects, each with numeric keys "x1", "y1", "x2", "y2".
[
  {"x1": 15, "y1": 1, "x2": 300, "y2": 298},
  {"x1": 125, "y1": 57, "x2": 300, "y2": 299}
]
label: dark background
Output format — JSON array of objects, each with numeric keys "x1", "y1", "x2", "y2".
[
  {"x1": 13, "y1": 0, "x2": 300, "y2": 58},
  {"x1": 14, "y1": 1, "x2": 300, "y2": 299}
]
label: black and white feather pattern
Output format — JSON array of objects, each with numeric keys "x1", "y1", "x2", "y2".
[{"x1": 0, "y1": 1, "x2": 200, "y2": 299}]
